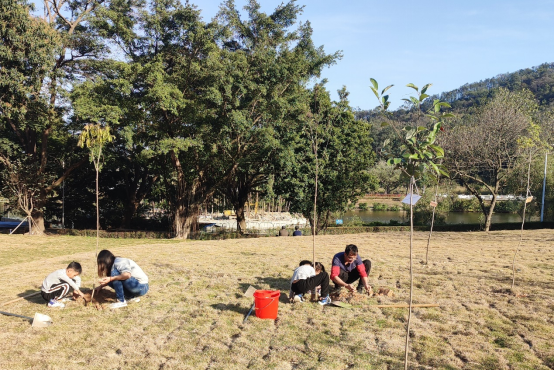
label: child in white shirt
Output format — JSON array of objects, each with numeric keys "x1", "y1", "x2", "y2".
[
  {"x1": 41, "y1": 262, "x2": 85, "y2": 308},
  {"x1": 289, "y1": 260, "x2": 330, "y2": 305}
]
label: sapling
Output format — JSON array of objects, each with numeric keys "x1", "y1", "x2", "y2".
[
  {"x1": 371, "y1": 79, "x2": 450, "y2": 370},
  {"x1": 78, "y1": 124, "x2": 114, "y2": 259},
  {"x1": 511, "y1": 121, "x2": 550, "y2": 290}
]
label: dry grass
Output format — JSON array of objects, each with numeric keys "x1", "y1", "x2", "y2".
[{"x1": 0, "y1": 230, "x2": 553, "y2": 370}]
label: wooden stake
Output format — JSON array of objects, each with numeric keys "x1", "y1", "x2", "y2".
[
  {"x1": 1, "y1": 291, "x2": 41, "y2": 306},
  {"x1": 376, "y1": 303, "x2": 439, "y2": 308},
  {"x1": 90, "y1": 284, "x2": 96, "y2": 306}
]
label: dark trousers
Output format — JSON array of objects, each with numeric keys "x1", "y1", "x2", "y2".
[
  {"x1": 41, "y1": 282, "x2": 70, "y2": 301},
  {"x1": 291, "y1": 271, "x2": 330, "y2": 297},
  {"x1": 335, "y1": 260, "x2": 372, "y2": 288}
]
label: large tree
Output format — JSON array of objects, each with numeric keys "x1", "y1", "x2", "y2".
[
  {"x1": 0, "y1": 0, "x2": 110, "y2": 233},
  {"x1": 441, "y1": 88, "x2": 538, "y2": 231},
  {"x1": 213, "y1": 0, "x2": 340, "y2": 232}
]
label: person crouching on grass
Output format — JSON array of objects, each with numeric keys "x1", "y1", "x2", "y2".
[
  {"x1": 289, "y1": 260, "x2": 331, "y2": 305},
  {"x1": 94, "y1": 249, "x2": 149, "y2": 309},
  {"x1": 330, "y1": 244, "x2": 372, "y2": 295},
  {"x1": 41, "y1": 262, "x2": 85, "y2": 308}
]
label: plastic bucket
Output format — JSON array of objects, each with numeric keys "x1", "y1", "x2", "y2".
[{"x1": 253, "y1": 290, "x2": 280, "y2": 319}]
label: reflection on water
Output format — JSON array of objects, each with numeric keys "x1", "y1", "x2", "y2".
[{"x1": 343, "y1": 210, "x2": 531, "y2": 225}]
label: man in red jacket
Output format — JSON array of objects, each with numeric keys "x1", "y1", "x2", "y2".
[{"x1": 330, "y1": 244, "x2": 372, "y2": 294}]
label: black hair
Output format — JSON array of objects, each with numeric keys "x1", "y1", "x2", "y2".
[
  {"x1": 345, "y1": 244, "x2": 358, "y2": 255},
  {"x1": 314, "y1": 262, "x2": 325, "y2": 272},
  {"x1": 67, "y1": 261, "x2": 82, "y2": 274},
  {"x1": 299, "y1": 260, "x2": 313, "y2": 267},
  {"x1": 282, "y1": 226, "x2": 286, "y2": 229},
  {"x1": 97, "y1": 249, "x2": 116, "y2": 277},
  {"x1": 295, "y1": 226, "x2": 299, "y2": 230}
]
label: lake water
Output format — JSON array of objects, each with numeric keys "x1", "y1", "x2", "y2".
[{"x1": 342, "y1": 210, "x2": 532, "y2": 225}]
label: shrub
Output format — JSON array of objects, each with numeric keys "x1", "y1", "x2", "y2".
[
  {"x1": 495, "y1": 200, "x2": 520, "y2": 213},
  {"x1": 345, "y1": 216, "x2": 364, "y2": 226},
  {"x1": 388, "y1": 205, "x2": 400, "y2": 211},
  {"x1": 358, "y1": 202, "x2": 368, "y2": 211},
  {"x1": 372, "y1": 202, "x2": 387, "y2": 211}
]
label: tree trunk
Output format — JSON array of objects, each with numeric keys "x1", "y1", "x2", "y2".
[
  {"x1": 30, "y1": 209, "x2": 45, "y2": 235},
  {"x1": 235, "y1": 202, "x2": 247, "y2": 232},
  {"x1": 484, "y1": 195, "x2": 497, "y2": 232},
  {"x1": 121, "y1": 201, "x2": 139, "y2": 229},
  {"x1": 174, "y1": 203, "x2": 199, "y2": 239}
]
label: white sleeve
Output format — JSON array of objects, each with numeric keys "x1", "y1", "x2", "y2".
[
  {"x1": 73, "y1": 275, "x2": 81, "y2": 289},
  {"x1": 59, "y1": 271, "x2": 79, "y2": 291}
]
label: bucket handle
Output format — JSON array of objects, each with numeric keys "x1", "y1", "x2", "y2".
[{"x1": 255, "y1": 297, "x2": 276, "y2": 311}]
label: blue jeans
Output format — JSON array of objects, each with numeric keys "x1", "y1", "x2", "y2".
[{"x1": 109, "y1": 268, "x2": 149, "y2": 302}]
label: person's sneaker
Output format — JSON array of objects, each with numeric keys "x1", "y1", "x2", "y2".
[
  {"x1": 48, "y1": 299, "x2": 65, "y2": 308},
  {"x1": 127, "y1": 297, "x2": 140, "y2": 304},
  {"x1": 109, "y1": 301, "x2": 128, "y2": 309},
  {"x1": 356, "y1": 284, "x2": 364, "y2": 294},
  {"x1": 293, "y1": 294, "x2": 304, "y2": 303},
  {"x1": 318, "y1": 295, "x2": 331, "y2": 306}
]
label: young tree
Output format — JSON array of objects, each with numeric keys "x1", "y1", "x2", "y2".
[
  {"x1": 441, "y1": 89, "x2": 538, "y2": 231},
  {"x1": 78, "y1": 124, "x2": 114, "y2": 252},
  {"x1": 371, "y1": 80, "x2": 450, "y2": 370},
  {"x1": 277, "y1": 84, "x2": 377, "y2": 235}
]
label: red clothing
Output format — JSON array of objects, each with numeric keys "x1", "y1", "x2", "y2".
[{"x1": 330, "y1": 252, "x2": 367, "y2": 279}]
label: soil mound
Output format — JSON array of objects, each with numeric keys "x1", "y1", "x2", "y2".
[
  {"x1": 68, "y1": 288, "x2": 118, "y2": 310},
  {"x1": 330, "y1": 286, "x2": 395, "y2": 304}
]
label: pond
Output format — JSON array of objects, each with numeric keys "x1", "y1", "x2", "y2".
[{"x1": 342, "y1": 210, "x2": 537, "y2": 225}]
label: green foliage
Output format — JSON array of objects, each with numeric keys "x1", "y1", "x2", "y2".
[
  {"x1": 413, "y1": 192, "x2": 447, "y2": 226},
  {"x1": 358, "y1": 202, "x2": 368, "y2": 211},
  {"x1": 371, "y1": 80, "x2": 450, "y2": 180},
  {"x1": 211, "y1": 0, "x2": 341, "y2": 232},
  {"x1": 372, "y1": 202, "x2": 387, "y2": 211},
  {"x1": 77, "y1": 124, "x2": 114, "y2": 171},
  {"x1": 277, "y1": 84, "x2": 377, "y2": 232},
  {"x1": 450, "y1": 197, "x2": 481, "y2": 212}
]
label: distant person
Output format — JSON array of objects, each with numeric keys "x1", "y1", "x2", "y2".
[
  {"x1": 278, "y1": 226, "x2": 289, "y2": 236},
  {"x1": 292, "y1": 226, "x2": 302, "y2": 236},
  {"x1": 330, "y1": 244, "x2": 372, "y2": 295},
  {"x1": 95, "y1": 249, "x2": 149, "y2": 309},
  {"x1": 289, "y1": 260, "x2": 331, "y2": 305},
  {"x1": 41, "y1": 262, "x2": 85, "y2": 308}
]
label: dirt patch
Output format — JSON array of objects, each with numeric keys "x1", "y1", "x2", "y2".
[
  {"x1": 330, "y1": 286, "x2": 396, "y2": 304},
  {"x1": 67, "y1": 288, "x2": 118, "y2": 310}
]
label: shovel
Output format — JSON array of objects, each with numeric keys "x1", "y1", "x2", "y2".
[
  {"x1": 329, "y1": 301, "x2": 353, "y2": 308},
  {"x1": 0, "y1": 310, "x2": 52, "y2": 327},
  {"x1": 242, "y1": 285, "x2": 256, "y2": 323}
]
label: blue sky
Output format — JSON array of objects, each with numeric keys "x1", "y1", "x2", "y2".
[{"x1": 195, "y1": 0, "x2": 554, "y2": 109}]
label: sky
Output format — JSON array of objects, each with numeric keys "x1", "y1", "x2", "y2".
[{"x1": 194, "y1": 0, "x2": 554, "y2": 109}]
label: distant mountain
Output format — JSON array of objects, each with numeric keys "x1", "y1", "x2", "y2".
[{"x1": 428, "y1": 62, "x2": 554, "y2": 109}]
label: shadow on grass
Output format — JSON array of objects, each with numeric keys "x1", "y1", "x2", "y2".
[
  {"x1": 15, "y1": 289, "x2": 45, "y2": 305},
  {"x1": 210, "y1": 303, "x2": 248, "y2": 315}
]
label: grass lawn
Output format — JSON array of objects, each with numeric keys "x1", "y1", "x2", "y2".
[{"x1": 0, "y1": 230, "x2": 553, "y2": 369}]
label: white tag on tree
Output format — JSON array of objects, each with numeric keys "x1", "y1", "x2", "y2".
[
  {"x1": 401, "y1": 194, "x2": 421, "y2": 205},
  {"x1": 525, "y1": 196, "x2": 533, "y2": 203}
]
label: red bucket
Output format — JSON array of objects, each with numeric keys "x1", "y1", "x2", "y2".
[{"x1": 253, "y1": 290, "x2": 280, "y2": 319}]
